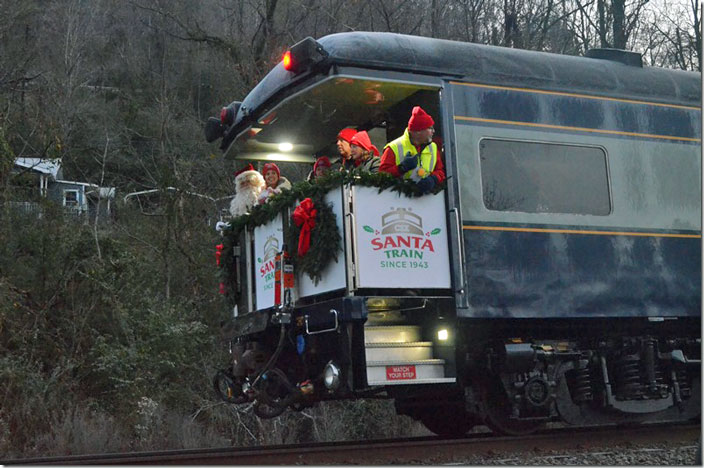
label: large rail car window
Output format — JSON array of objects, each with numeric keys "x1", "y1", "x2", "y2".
[{"x1": 479, "y1": 139, "x2": 610, "y2": 215}]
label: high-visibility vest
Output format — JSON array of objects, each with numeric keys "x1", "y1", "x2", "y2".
[{"x1": 384, "y1": 128, "x2": 438, "y2": 179}]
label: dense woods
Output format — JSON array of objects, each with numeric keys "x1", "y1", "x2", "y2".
[{"x1": 0, "y1": 0, "x2": 700, "y2": 457}]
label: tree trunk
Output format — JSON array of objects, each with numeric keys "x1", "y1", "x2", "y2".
[
  {"x1": 693, "y1": 0, "x2": 702, "y2": 71},
  {"x1": 611, "y1": 0, "x2": 627, "y2": 49},
  {"x1": 597, "y1": 0, "x2": 610, "y2": 47}
]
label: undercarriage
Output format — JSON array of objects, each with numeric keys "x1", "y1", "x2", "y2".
[{"x1": 214, "y1": 304, "x2": 701, "y2": 435}]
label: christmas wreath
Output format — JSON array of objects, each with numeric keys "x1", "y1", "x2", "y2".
[{"x1": 286, "y1": 194, "x2": 341, "y2": 285}]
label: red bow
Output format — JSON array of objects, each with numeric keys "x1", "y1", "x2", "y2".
[{"x1": 292, "y1": 198, "x2": 317, "y2": 257}]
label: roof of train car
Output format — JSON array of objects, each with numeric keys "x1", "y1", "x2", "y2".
[{"x1": 223, "y1": 32, "x2": 701, "y2": 151}]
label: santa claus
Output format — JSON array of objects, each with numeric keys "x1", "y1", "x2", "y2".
[{"x1": 229, "y1": 164, "x2": 265, "y2": 217}]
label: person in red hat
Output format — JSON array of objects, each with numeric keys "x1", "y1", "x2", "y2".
[
  {"x1": 336, "y1": 127, "x2": 358, "y2": 171},
  {"x1": 349, "y1": 131, "x2": 380, "y2": 173},
  {"x1": 380, "y1": 106, "x2": 445, "y2": 193},
  {"x1": 229, "y1": 163, "x2": 265, "y2": 217},
  {"x1": 313, "y1": 156, "x2": 332, "y2": 178},
  {"x1": 258, "y1": 162, "x2": 292, "y2": 204}
]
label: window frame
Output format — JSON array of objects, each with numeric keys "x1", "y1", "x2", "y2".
[
  {"x1": 63, "y1": 189, "x2": 80, "y2": 208},
  {"x1": 477, "y1": 136, "x2": 612, "y2": 216}
]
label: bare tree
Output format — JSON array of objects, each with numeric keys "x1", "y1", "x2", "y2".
[{"x1": 644, "y1": 0, "x2": 701, "y2": 70}]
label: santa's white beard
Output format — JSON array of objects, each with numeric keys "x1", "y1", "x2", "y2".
[
  {"x1": 228, "y1": 169, "x2": 265, "y2": 217},
  {"x1": 229, "y1": 187, "x2": 260, "y2": 217}
]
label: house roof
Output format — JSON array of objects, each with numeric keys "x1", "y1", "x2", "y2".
[{"x1": 14, "y1": 158, "x2": 62, "y2": 178}]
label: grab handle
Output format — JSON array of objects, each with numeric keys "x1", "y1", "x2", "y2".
[
  {"x1": 450, "y1": 208, "x2": 466, "y2": 295},
  {"x1": 305, "y1": 309, "x2": 339, "y2": 335}
]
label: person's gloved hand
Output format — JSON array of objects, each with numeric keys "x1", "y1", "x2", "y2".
[
  {"x1": 398, "y1": 151, "x2": 418, "y2": 173},
  {"x1": 417, "y1": 175, "x2": 437, "y2": 193}
]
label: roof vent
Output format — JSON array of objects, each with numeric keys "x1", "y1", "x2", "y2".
[{"x1": 585, "y1": 48, "x2": 643, "y2": 67}]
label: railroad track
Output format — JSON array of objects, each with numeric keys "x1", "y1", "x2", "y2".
[{"x1": 3, "y1": 423, "x2": 699, "y2": 465}]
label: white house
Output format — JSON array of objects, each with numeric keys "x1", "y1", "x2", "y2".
[{"x1": 11, "y1": 158, "x2": 115, "y2": 220}]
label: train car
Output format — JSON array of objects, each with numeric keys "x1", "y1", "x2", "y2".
[{"x1": 207, "y1": 32, "x2": 701, "y2": 436}]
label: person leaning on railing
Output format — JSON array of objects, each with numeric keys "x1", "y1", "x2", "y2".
[
  {"x1": 257, "y1": 162, "x2": 292, "y2": 204},
  {"x1": 349, "y1": 131, "x2": 380, "y2": 173},
  {"x1": 307, "y1": 156, "x2": 332, "y2": 182},
  {"x1": 336, "y1": 127, "x2": 358, "y2": 172},
  {"x1": 379, "y1": 106, "x2": 446, "y2": 193}
]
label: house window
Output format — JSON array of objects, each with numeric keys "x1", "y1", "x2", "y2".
[
  {"x1": 479, "y1": 139, "x2": 611, "y2": 215},
  {"x1": 63, "y1": 190, "x2": 79, "y2": 208}
]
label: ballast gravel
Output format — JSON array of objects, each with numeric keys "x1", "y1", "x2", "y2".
[{"x1": 423, "y1": 441, "x2": 699, "y2": 465}]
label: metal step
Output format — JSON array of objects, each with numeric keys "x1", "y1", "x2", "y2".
[
  {"x1": 366, "y1": 359, "x2": 450, "y2": 384},
  {"x1": 364, "y1": 325, "x2": 420, "y2": 344},
  {"x1": 368, "y1": 377, "x2": 457, "y2": 386},
  {"x1": 365, "y1": 341, "x2": 434, "y2": 361}
]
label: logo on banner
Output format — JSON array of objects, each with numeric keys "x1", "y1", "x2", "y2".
[
  {"x1": 362, "y1": 207, "x2": 441, "y2": 270},
  {"x1": 257, "y1": 235, "x2": 279, "y2": 290}
]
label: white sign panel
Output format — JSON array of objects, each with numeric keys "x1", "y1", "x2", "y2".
[
  {"x1": 253, "y1": 214, "x2": 283, "y2": 311},
  {"x1": 298, "y1": 187, "x2": 347, "y2": 297},
  {"x1": 353, "y1": 187, "x2": 451, "y2": 289}
]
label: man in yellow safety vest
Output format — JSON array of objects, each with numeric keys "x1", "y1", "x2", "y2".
[{"x1": 379, "y1": 106, "x2": 446, "y2": 193}]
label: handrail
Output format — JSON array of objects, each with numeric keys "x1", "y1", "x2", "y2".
[{"x1": 450, "y1": 207, "x2": 466, "y2": 295}]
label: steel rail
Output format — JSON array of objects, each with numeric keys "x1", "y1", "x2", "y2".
[{"x1": 3, "y1": 422, "x2": 699, "y2": 465}]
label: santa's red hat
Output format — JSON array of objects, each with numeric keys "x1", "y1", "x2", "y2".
[
  {"x1": 407, "y1": 106, "x2": 435, "y2": 131},
  {"x1": 313, "y1": 156, "x2": 331, "y2": 172},
  {"x1": 350, "y1": 131, "x2": 379, "y2": 157},
  {"x1": 337, "y1": 128, "x2": 357, "y2": 143},
  {"x1": 262, "y1": 162, "x2": 280, "y2": 178},
  {"x1": 234, "y1": 163, "x2": 255, "y2": 177}
]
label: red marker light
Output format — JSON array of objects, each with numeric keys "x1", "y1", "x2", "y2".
[{"x1": 283, "y1": 51, "x2": 293, "y2": 70}]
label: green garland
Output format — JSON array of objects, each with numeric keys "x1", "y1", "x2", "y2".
[{"x1": 219, "y1": 170, "x2": 446, "y2": 300}]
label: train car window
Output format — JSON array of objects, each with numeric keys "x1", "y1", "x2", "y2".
[{"x1": 479, "y1": 139, "x2": 610, "y2": 215}]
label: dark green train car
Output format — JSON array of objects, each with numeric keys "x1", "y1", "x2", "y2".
[{"x1": 209, "y1": 32, "x2": 701, "y2": 435}]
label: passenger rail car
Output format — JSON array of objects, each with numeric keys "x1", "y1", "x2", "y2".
[{"x1": 207, "y1": 32, "x2": 701, "y2": 436}]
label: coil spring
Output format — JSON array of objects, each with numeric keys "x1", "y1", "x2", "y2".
[
  {"x1": 676, "y1": 370, "x2": 691, "y2": 398},
  {"x1": 571, "y1": 366, "x2": 593, "y2": 402},
  {"x1": 613, "y1": 357, "x2": 642, "y2": 399},
  {"x1": 653, "y1": 365, "x2": 666, "y2": 385}
]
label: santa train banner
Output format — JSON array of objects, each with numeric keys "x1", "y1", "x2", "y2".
[
  {"x1": 352, "y1": 186, "x2": 451, "y2": 289},
  {"x1": 254, "y1": 214, "x2": 284, "y2": 311}
]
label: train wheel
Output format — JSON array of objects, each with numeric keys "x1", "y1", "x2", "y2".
[
  {"x1": 418, "y1": 404, "x2": 476, "y2": 437},
  {"x1": 480, "y1": 377, "x2": 544, "y2": 436}
]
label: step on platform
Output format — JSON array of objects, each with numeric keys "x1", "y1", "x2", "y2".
[
  {"x1": 364, "y1": 324, "x2": 456, "y2": 386},
  {"x1": 365, "y1": 325, "x2": 421, "y2": 344}
]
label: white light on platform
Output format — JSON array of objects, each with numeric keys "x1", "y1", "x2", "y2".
[
  {"x1": 437, "y1": 329, "x2": 449, "y2": 341},
  {"x1": 278, "y1": 142, "x2": 293, "y2": 152}
]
